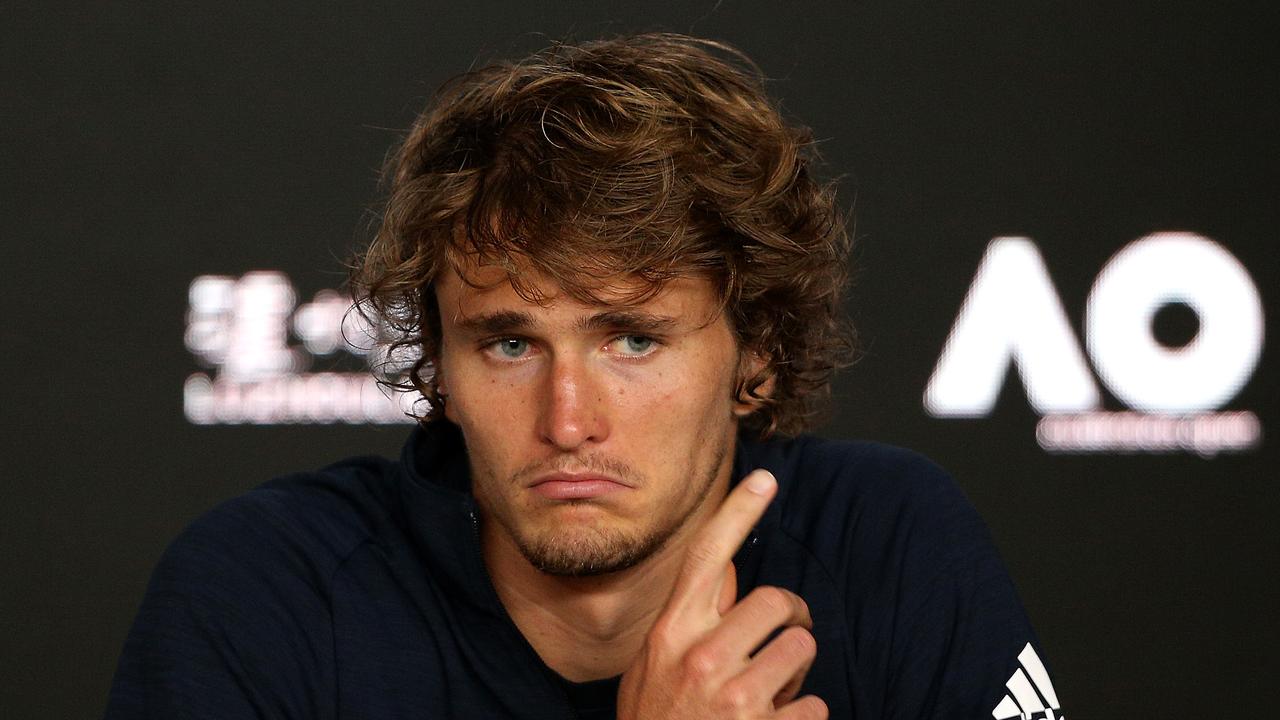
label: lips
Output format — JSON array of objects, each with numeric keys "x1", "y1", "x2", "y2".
[{"x1": 528, "y1": 472, "x2": 630, "y2": 500}]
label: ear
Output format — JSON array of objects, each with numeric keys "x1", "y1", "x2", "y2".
[
  {"x1": 432, "y1": 363, "x2": 458, "y2": 422},
  {"x1": 732, "y1": 350, "x2": 775, "y2": 417}
]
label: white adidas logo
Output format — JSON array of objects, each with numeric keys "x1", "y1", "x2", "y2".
[{"x1": 991, "y1": 643, "x2": 1064, "y2": 720}]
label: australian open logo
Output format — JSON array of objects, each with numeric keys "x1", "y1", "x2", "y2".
[{"x1": 925, "y1": 232, "x2": 1263, "y2": 457}]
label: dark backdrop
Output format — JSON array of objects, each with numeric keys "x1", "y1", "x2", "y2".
[{"x1": 3, "y1": 1, "x2": 1276, "y2": 717}]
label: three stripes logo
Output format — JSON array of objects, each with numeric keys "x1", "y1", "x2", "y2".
[{"x1": 991, "y1": 643, "x2": 1063, "y2": 720}]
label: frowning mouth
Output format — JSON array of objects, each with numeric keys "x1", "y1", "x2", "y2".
[{"x1": 527, "y1": 472, "x2": 632, "y2": 500}]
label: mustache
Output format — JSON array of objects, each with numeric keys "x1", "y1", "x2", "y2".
[{"x1": 510, "y1": 452, "x2": 643, "y2": 487}]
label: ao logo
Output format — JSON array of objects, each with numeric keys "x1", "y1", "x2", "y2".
[{"x1": 925, "y1": 232, "x2": 1264, "y2": 416}]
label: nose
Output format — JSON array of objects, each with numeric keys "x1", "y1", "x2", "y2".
[{"x1": 537, "y1": 355, "x2": 609, "y2": 450}]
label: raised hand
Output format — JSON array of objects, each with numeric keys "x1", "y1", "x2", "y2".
[{"x1": 616, "y1": 470, "x2": 827, "y2": 719}]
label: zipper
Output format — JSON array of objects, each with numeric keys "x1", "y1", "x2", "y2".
[{"x1": 737, "y1": 529, "x2": 761, "y2": 569}]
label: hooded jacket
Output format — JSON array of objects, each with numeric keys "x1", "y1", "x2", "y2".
[{"x1": 106, "y1": 421, "x2": 1058, "y2": 719}]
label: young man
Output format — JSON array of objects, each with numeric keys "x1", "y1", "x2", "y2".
[{"x1": 107, "y1": 34, "x2": 1059, "y2": 720}]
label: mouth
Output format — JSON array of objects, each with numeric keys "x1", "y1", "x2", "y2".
[{"x1": 527, "y1": 472, "x2": 631, "y2": 501}]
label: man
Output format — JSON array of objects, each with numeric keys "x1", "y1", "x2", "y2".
[{"x1": 107, "y1": 34, "x2": 1059, "y2": 719}]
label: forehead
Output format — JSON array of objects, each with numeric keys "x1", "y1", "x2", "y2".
[{"x1": 434, "y1": 261, "x2": 724, "y2": 329}]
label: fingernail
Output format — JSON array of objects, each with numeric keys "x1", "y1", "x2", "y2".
[{"x1": 745, "y1": 470, "x2": 775, "y2": 495}]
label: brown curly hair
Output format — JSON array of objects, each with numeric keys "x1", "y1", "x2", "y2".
[{"x1": 351, "y1": 33, "x2": 854, "y2": 437}]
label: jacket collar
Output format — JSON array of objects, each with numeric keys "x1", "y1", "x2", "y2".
[{"x1": 394, "y1": 420, "x2": 505, "y2": 614}]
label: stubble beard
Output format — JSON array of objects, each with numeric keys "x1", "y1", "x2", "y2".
[{"x1": 484, "y1": 439, "x2": 730, "y2": 578}]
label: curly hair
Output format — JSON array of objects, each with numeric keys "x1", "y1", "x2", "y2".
[{"x1": 351, "y1": 33, "x2": 854, "y2": 437}]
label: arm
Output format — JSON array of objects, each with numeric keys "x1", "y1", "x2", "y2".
[
  {"x1": 865, "y1": 461, "x2": 1062, "y2": 720},
  {"x1": 105, "y1": 492, "x2": 336, "y2": 720}
]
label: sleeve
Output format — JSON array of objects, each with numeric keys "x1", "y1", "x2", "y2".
[
  {"x1": 872, "y1": 461, "x2": 1064, "y2": 720},
  {"x1": 104, "y1": 492, "x2": 338, "y2": 720}
]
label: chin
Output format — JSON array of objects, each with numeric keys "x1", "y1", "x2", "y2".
[{"x1": 516, "y1": 524, "x2": 670, "y2": 577}]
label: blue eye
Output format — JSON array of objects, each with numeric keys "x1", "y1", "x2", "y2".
[
  {"x1": 617, "y1": 336, "x2": 655, "y2": 355},
  {"x1": 496, "y1": 338, "x2": 529, "y2": 358}
]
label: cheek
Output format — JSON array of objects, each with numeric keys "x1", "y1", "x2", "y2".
[
  {"x1": 670, "y1": 348, "x2": 738, "y2": 412},
  {"x1": 625, "y1": 359, "x2": 735, "y2": 434},
  {"x1": 445, "y1": 355, "x2": 531, "y2": 414},
  {"x1": 443, "y1": 368, "x2": 535, "y2": 462}
]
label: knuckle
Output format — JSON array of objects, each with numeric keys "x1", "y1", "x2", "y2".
[
  {"x1": 715, "y1": 679, "x2": 753, "y2": 712},
  {"x1": 681, "y1": 645, "x2": 720, "y2": 681},
  {"x1": 803, "y1": 695, "x2": 830, "y2": 719},
  {"x1": 762, "y1": 627, "x2": 816, "y2": 671},
  {"x1": 751, "y1": 585, "x2": 790, "y2": 615},
  {"x1": 646, "y1": 615, "x2": 683, "y2": 652},
  {"x1": 785, "y1": 589, "x2": 809, "y2": 617},
  {"x1": 789, "y1": 593, "x2": 814, "y2": 630},
  {"x1": 786, "y1": 626, "x2": 817, "y2": 656},
  {"x1": 795, "y1": 594, "x2": 811, "y2": 618}
]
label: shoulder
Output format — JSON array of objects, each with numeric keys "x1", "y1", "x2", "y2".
[
  {"x1": 750, "y1": 435, "x2": 968, "y2": 536},
  {"x1": 779, "y1": 435, "x2": 954, "y2": 499},
  {"x1": 154, "y1": 453, "x2": 401, "y2": 602},
  {"x1": 746, "y1": 437, "x2": 1049, "y2": 718},
  {"x1": 748, "y1": 434, "x2": 996, "y2": 588},
  {"x1": 109, "y1": 454, "x2": 402, "y2": 717}
]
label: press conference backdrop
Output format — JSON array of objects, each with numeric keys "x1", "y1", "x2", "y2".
[{"x1": 3, "y1": 2, "x2": 1276, "y2": 717}]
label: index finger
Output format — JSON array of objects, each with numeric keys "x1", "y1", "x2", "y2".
[{"x1": 674, "y1": 469, "x2": 776, "y2": 599}]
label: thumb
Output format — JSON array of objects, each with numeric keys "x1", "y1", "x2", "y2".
[{"x1": 717, "y1": 560, "x2": 737, "y2": 615}]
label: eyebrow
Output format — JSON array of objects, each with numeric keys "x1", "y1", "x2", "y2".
[
  {"x1": 578, "y1": 310, "x2": 679, "y2": 334},
  {"x1": 453, "y1": 309, "x2": 680, "y2": 336},
  {"x1": 453, "y1": 310, "x2": 536, "y2": 336}
]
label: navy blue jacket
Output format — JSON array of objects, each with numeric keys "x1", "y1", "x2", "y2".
[{"x1": 106, "y1": 422, "x2": 1060, "y2": 719}]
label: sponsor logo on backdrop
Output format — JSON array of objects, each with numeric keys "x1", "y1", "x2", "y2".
[
  {"x1": 925, "y1": 232, "x2": 1263, "y2": 456},
  {"x1": 184, "y1": 271, "x2": 419, "y2": 425}
]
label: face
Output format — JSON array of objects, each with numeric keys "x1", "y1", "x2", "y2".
[{"x1": 434, "y1": 263, "x2": 758, "y2": 577}]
